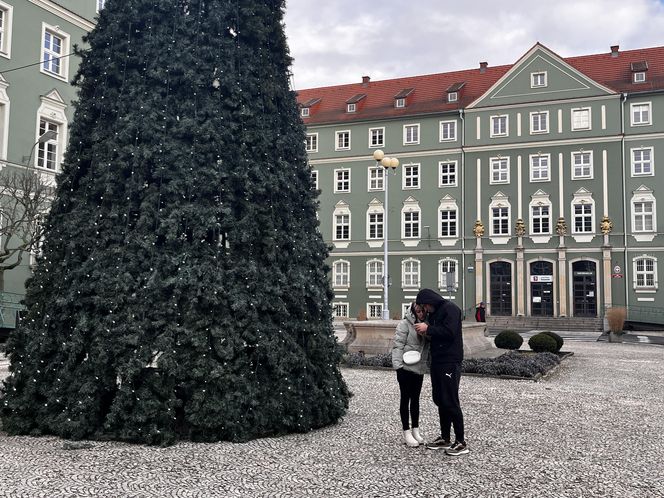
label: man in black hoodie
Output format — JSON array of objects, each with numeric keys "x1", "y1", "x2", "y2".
[{"x1": 414, "y1": 288, "x2": 469, "y2": 456}]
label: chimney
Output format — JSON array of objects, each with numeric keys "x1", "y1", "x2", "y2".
[
  {"x1": 611, "y1": 45, "x2": 619, "y2": 58},
  {"x1": 479, "y1": 61, "x2": 488, "y2": 74},
  {"x1": 362, "y1": 75, "x2": 370, "y2": 87}
]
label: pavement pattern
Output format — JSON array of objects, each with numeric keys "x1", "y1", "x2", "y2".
[{"x1": 0, "y1": 341, "x2": 663, "y2": 497}]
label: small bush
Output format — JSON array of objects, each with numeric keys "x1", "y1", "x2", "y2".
[
  {"x1": 528, "y1": 333, "x2": 558, "y2": 353},
  {"x1": 494, "y1": 330, "x2": 524, "y2": 350},
  {"x1": 462, "y1": 351, "x2": 560, "y2": 378},
  {"x1": 341, "y1": 352, "x2": 392, "y2": 368},
  {"x1": 541, "y1": 331, "x2": 564, "y2": 352},
  {"x1": 606, "y1": 307, "x2": 627, "y2": 334}
]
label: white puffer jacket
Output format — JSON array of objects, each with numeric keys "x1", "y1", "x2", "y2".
[{"x1": 391, "y1": 309, "x2": 430, "y2": 375}]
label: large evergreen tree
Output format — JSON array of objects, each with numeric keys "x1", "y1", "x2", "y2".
[{"x1": 1, "y1": 0, "x2": 349, "y2": 444}]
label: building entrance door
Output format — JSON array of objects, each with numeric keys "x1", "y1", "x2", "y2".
[
  {"x1": 490, "y1": 261, "x2": 512, "y2": 316},
  {"x1": 530, "y1": 261, "x2": 554, "y2": 316},
  {"x1": 572, "y1": 260, "x2": 597, "y2": 317}
]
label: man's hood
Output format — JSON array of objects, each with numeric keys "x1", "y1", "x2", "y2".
[{"x1": 415, "y1": 288, "x2": 445, "y2": 306}]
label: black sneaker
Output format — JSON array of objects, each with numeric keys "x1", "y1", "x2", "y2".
[
  {"x1": 425, "y1": 437, "x2": 452, "y2": 450},
  {"x1": 445, "y1": 441, "x2": 469, "y2": 456}
]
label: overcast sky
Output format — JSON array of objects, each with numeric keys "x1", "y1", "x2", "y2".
[{"x1": 283, "y1": 0, "x2": 664, "y2": 90}]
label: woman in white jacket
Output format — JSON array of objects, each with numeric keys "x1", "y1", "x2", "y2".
[{"x1": 392, "y1": 302, "x2": 430, "y2": 447}]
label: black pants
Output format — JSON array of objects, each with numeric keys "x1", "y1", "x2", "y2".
[
  {"x1": 396, "y1": 368, "x2": 424, "y2": 431},
  {"x1": 430, "y1": 362, "x2": 464, "y2": 443}
]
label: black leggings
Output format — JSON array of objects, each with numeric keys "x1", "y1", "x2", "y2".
[{"x1": 396, "y1": 368, "x2": 424, "y2": 431}]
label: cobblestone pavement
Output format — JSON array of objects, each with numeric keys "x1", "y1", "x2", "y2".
[{"x1": 0, "y1": 342, "x2": 663, "y2": 497}]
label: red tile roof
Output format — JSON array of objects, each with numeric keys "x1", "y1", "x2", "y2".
[{"x1": 296, "y1": 44, "x2": 664, "y2": 125}]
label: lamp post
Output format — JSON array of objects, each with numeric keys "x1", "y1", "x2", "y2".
[
  {"x1": 373, "y1": 149, "x2": 399, "y2": 320},
  {"x1": 23, "y1": 130, "x2": 58, "y2": 168}
]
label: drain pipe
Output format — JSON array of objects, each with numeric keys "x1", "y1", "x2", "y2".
[
  {"x1": 620, "y1": 92, "x2": 629, "y2": 314},
  {"x1": 460, "y1": 108, "x2": 466, "y2": 315}
]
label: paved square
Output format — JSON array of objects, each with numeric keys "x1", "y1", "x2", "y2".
[{"x1": 0, "y1": 341, "x2": 662, "y2": 497}]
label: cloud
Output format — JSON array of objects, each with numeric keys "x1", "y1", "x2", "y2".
[{"x1": 283, "y1": 0, "x2": 664, "y2": 89}]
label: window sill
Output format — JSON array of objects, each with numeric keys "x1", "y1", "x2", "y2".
[
  {"x1": 366, "y1": 240, "x2": 383, "y2": 248},
  {"x1": 401, "y1": 239, "x2": 420, "y2": 247},
  {"x1": 333, "y1": 241, "x2": 350, "y2": 249},
  {"x1": 438, "y1": 238, "x2": 458, "y2": 247},
  {"x1": 530, "y1": 235, "x2": 552, "y2": 244},
  {"x1": 571, "y1": 234, "x2": 595, "y2": 243},
  {"x1": 632, "y1": 233, "x2": 656, "y2": 242},
  {"x1": 489, "y1": 236, "x2": 510, "y2": 245}
]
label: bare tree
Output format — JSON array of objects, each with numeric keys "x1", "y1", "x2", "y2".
[{"x1": 0, "y1": 165, "x2": 53, "y2": 274}]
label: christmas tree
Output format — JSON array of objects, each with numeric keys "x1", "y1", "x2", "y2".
[{"x1": 1, "y1": 0, "x2": 349, "y2": 445}]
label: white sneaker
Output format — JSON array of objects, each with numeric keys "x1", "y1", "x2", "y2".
[
  {"x1": 411, "y1": 427, "x2": 425, "y2": 444},
  {"x1": 403, "y1": 430, "x2": 420, "y2": 447}
]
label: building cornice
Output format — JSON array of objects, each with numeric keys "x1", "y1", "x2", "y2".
[
  {"x1": 463, "y1": 94, "x2": 620, "y2": 113},
  {"x1": 28, "y1": 0, "x2": 95, "y2": 31},
  {"x1": 308, "y1": 148, "x2": 463, "y2": 165},
  {"x1": 463, "y1": 135, "x2": 622, "y2": 153}
]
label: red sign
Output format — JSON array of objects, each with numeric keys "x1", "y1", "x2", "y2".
[{"x1": 611, "y1": 274, "x2": 623, "y2": 278}]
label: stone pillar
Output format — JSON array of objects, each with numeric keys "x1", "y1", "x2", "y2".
[
  {"x1": 601, "y1": 216, "x2": 614, "y2": 311},
  {"x1": 473, "y1": 220, "x2": 485, "y2": 308},
  {"x1": 558, "y1": 243, "x2": 568, "y2": 317},
  {"x1": 516, "y1": 243, "x2": 525, "y2": 316}
]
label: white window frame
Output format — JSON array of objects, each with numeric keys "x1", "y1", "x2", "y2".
[
  {"x1": 438, "y1": 258, "x2": 459, "y2": 291},
  {"x1": 530, "y1": 111, "x2": 549, "y2": 134},
  {"x1": 395, "y1": 98, "x2": 405, "y2": 108},
  {"x1": 631, "y1": 102, "x2": 652, "y2": 126},
  {"x1": 448, "y1": 92, "x2": 458, "y2": 103},
  {"x1": 633, "y1": 256, "x2": 658, "y2": 291},
  {"x1": 401, "y1": 200, "x2": 421, "y2": 240},
  {"x1": 403, "y1": 123, "x2": 420, "y2": 145},
  {"x1": 490, "y1": 157, "x2": 510, "y2": 184},
  {"x1": 402, "y1": 163, "x2": 420, "y2": 190},
  {"x1": 571, "y1": 151, "x2": 593, "y2": 179},
  {"x1": 333, "y1": 202, "x2": 351, "y2": 243},
  {"x1": 34, "y1": 90, "x2": 68, "y2": 171},
  {"x1": 531, "y1": 71, "x2": 547, "y2": 88},
  {"x1": 368, "y1": 127, "x2": 385, "y2": 148},
  {"x1": 438, "y1": 198, "x2": 458, "y2": 238},
  {"x1": 401, "y1": 258, "x2": 421, "y2": 289},
  {"x1": 300, "y1": 107, "x2": 310, "y2": 117},
  {"x1": 367, "y1": 166, "x2": 384, "y2": 191},
  {"x1": 332, "y1": 302, "x2": 349, "y2": 319},
  {"x1": 571, "y1": 107, "x2": 591, "y2": 131},
  {"x1": 334, "y1": 168, "x2": 350, "y2": 193},
  {"x1": 332, "y1": 260, "x2": 350, "y2": 288},
  {"x1": 631, "y1": 147, "x2": 654, "y2": 176},
  {"x1": 631, "y1": 189, "x2": 656, "y2": 234},
  {"x1": 530, "y1": 203, "x2": 552, "y2": 235},
  {"x1": 310, "y1": 170, "x2": 318, "y2": 190},
  {"x1": 439, "y1": 120, "x2": 457, "y2": 142},
  {"x1": 335, "y1": 130, "x2": 351, "y2": 151},
  {"x1": 40, "y1": 23, "x2": 70, "y2": 81},
  {"x1": 36, "y1": 119, "x2": 60, "y2": 171},
  {"x1": 489, "y1": 193, "x2": 511, "y2": 237},
  {"x1": 366, "y1": 259, "x2": 384, "y2": 288},
  {"x1": 438, "y1": 161, "x2": 457, "y2": 187},
  {"x1": 0, "y1": 76, "x2": 10, "y2": 160},
  {"x1": 97, "y1": 0, "x2": 107, "y2": 12},
  {"x1": 347, "y1": 103, "x2": 356, "y2": 113},
  {"x1": 490, "y1": 115, "x2": 509, "y2": 138},
  {"x1": 633, "y1": 72, "x2": 646, "y2": 83},
  {"x1": 571, "y1": 197, "x2": 594, "y2": 235},
  {"x1": 366, "y1": 202, "x2": 384, "y2": 241},
  {"x1": 0, "y1": 2, "x2": 14, "y2": 58},
  {"x1": 367, "y1": 303, "x2": 383, "y2": 319},
  {"x1": 305, "y1": 133, "x2": 318, "y2": 153},
  {"x1": 529, "y1": 154, "x2": 551, "y2": 182}
]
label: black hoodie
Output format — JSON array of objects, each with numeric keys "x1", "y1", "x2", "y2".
[{"x1": 416, "y1": 288, "x2": 463, "y2": 363}]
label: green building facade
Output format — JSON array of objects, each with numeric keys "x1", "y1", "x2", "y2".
[
  {"x1": 298, "y1": 44, "x2": 664, "y2": 325},
  {"x1": 0, "y1": 0, "x2": 96, "y2": 329}
]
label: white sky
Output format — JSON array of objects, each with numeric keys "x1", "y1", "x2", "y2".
[{"x1": 283, "y1": 0, "x2": 664, "y2": 90}]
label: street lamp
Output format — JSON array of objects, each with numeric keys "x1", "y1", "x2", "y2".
[
  {"x1": 23, "y1": 130, "x2": 58, "y2": 167},
  {"x1": 373, "y1": 149, "x2": 399, "y2": 320}
]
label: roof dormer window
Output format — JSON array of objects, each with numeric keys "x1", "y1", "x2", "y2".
[
  {"x1": 301, "y1": 107, "x2": 310, "y2": 117},
  {"x1": 445, "y1": 82, "x2": 464, "y2": 103},
  {"x1": 345, "y1": 93, "x2": 366, "y2": 113},
  {"x1": 298, "y1": 97, "x2": 321, "y2": 118},
  {"x1": 631, "y1": 61, "x2": 648, "y2": 84},
  {"x1": 393, "y1": 88, "x2": 413, "y2": 109}
]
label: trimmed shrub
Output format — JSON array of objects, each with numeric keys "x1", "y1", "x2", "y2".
[
  {"x1": 494, "y1": 330, "x2": 524, "y2": 350},
  {"x1": 342, "y1": 352, "x2": 392, "y2": 368},
  {"x1": 528, "y1": 333, "x2": 558, "y2": 353},
  {"x1": 462, "y1": 351, "x2": 560, "y2": 378},
  {"x1": 541, "y1": 331, "x2": 564, "y2": 352}
]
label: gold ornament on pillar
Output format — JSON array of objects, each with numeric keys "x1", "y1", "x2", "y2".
[
  {"x1": 556, "y1": 217, "x2": 567, "y2": 236},
  {"x1": 473, "y1": 219, "x2": 484, "y2": 237},
  {"x1": 600, "y1": 215, "x2": 613, "y2": 234},
  {"x1": 515, "y1": 218, "x2": 526, "y2": 237}
]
